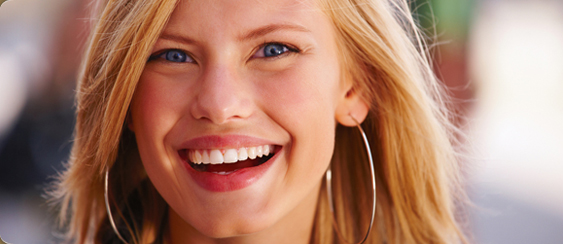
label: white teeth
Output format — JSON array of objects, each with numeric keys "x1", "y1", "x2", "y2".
[
  {"x1": 256, "y1": 146, "x2": 263, "y2": 158},
  {"x1": 187, "y1": 145, "x2": 273, "y2": 165},
  {"x1": 209, "y1": 150, "x2": 223, "y2": 164},
  {"x1": 202, "y1": 151, "x2": 210, "y2": 164},
  {"x1": 195, "y1": 150, "x2": 202, "y2": 164},
  {"x1": 223, "y1": 149, "x2": 238, "y2": 163},
  {"x1": 238, "y1": 148, "x2": 248, "y2": 161},
  {"x1": 248, "y1": 147, "x2": 257, "y2": 159}
]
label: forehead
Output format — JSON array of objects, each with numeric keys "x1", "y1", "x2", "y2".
[{"x1": 165, "y1": 0, "x2": 327, "y2": 39}]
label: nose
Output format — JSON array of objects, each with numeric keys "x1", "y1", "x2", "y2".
[{"x1": 191, "y1": 63, "x2": 252, "y2": 124}]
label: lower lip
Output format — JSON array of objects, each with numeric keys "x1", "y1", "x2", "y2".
[{"x1": 182, "y1": 151, "x2": 280, "y2": 192}]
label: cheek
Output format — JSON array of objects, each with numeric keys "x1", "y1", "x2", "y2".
[
  {"x1": 130, "y1": 72, "x2": 188, "y2": 144},
  {"x1": 129, "y1": 72, "x2": 192, "y2": 203},
  {"x1": 260, "y1": 58, "x2": 341, "y2": 177},
  {"x1": 129, "y1": 71, "x2": 191, "y2": 177},
  {"x1": 262, "y1": 58, "x2": 341, "y2": 122},
  {"x1": 131, "y1": 85, "x2": 167, "y2": 144}
]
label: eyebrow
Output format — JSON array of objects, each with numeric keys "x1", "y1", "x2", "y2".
[
  {"x1": 158, "y1": 23, "x2": 311, "y2": 45},
  {"x1": 239, "y1": 23, "x2": 311, "y2": 42},
  {"x1": 159, "y1": 33, "x2": 198, "y2": 45}
]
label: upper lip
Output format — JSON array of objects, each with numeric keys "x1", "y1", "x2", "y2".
[{"x1": 178, "y1": 135, "x2": 278, "y2": 150}]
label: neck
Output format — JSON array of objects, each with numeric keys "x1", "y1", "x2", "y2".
[{"x1": 166, "y1": 183, "x2": 321, "y2": 244}]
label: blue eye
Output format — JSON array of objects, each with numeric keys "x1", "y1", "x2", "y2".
[
  {"x1": 254, "y1": 43, "x2": 294, "y2": 58},
  {"x1": 165, "y1": 50, "x2": 188, "y2": 62},
  {"x1": 150, "y1": 49, "x2": 194, "y2": 63},
  {"x1": 264, "y1": 44, "x2": 288, "y2": 57}
]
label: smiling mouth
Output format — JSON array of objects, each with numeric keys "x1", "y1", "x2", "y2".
[{"x1": 178, "y1": 145, "x2": 279, "y2": 174}]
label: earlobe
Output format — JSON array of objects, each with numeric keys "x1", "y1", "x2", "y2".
[{"x1": 335, "y1": 88, "x2": 369, "y2": 127}]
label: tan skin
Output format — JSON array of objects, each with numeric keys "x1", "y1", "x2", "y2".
[{"x1": 129, "y1": 0, "x2": 368, "y2": 243}]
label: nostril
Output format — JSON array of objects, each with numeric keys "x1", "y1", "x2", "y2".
[
  {"x1": 191, "y1": 105, "x2": 237, "y2": 124},
  {"x1": 190, "y1": 92, "x2": 253, "y2": 124}
]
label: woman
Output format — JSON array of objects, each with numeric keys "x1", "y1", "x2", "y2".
[{"x1": 50, "y1": 0, "x2": 467, "y2": 243}]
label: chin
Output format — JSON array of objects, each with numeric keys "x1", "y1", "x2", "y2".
[
  {"x1": 199, "y1": 221, "x2": 268, "y2": 238},
  {"x1": 177, "y1": 209, "x2": 281, "y2": 240}
]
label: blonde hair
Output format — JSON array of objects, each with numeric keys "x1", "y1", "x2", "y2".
[{"x1": 50, "y1": 0, "x2": 467, "y2": 243}]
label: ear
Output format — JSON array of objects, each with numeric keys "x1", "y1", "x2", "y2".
[{"x1": 335, "y1": 87, "x2": 369, "y2": 127}]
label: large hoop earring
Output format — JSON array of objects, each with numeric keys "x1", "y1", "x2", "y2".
[
  {"x1": 326, "y1": 114, "x2": 376, "y2": 244},
  {"x1": 104, "y1": 169, "x2": 129, "y2": 243}
]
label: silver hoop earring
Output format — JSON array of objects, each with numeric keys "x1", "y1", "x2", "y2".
[
  {"x1": 104, "y1": 169, "x2": 129, "y2": 244},
  {"x1": 326, "y1": 114, "x2": 376, "y2": 244}
]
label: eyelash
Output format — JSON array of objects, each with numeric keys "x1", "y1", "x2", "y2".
[
  {"x1": 148, "y1": 42, "x2": 300, "y2": 63},
  {"x1": 148, "y1": 49, "x2": 195, "y2": 63},
  {"x1": 253, "y1": 42, "x2": 300, "y2": 59}
]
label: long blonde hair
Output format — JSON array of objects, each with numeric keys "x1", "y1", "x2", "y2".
[{"x1": 50, "y1": 0, "x2": 467, "y2": 243}]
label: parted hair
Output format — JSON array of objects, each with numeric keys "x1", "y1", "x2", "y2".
[{"x1": 49, "y1": 0, "x2": 467, "y2": 243}]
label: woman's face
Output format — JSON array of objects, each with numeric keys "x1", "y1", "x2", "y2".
[{"x1": 129, "y1": 0, "x2": 352, "y2": 239}]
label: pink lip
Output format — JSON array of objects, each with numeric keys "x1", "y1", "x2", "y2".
[{"x1": 178, "y1": 135, "x2": 280, "y2": 192}]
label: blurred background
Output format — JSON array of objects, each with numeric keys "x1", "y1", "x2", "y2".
[{"x1": 0, "y1": 0, "x2": 562, "y2": 243}]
